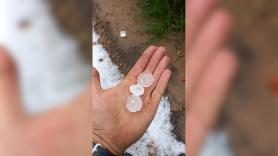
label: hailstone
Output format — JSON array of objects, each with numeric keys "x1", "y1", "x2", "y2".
[
  {"x1": 125, "y1": 95, "x2": 142, "y2": 112},
  {"x1": 137, "y1": 72, "x2": 154, "y2": 87},
  {"x1": 129, "y1": 84, "x2": 144, "y2": 96}
]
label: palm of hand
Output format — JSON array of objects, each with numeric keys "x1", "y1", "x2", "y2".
[
  {"x1": 92, "y1": 46, "x2": 171, "y2": 155},
  {"x1": 0, "y1": 50, "x2": 92, "y2": 156},
  {"x1": 186, "y1": 0, "x2": 238, "y2": 155},
  {"x1": 18, "y1": 99, "x2": 91, "y2": 156}
]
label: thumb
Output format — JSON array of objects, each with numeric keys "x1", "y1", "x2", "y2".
[
  {"x1": 0, "y1": 47, "x2": 24, "y2": 122},
  {"x1": 92, "y1": 67, "x2": 101, "y2": 93}
]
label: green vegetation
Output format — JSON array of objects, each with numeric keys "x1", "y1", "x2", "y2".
[{"x1": 138, "y1": 0, "x2": 185, "y2": 39}]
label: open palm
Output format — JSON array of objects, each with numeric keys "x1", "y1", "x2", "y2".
[
  {"x1": 0, "y1": 48, "x2": 92, "y2": 156},
  {"x1": 92, "y1": 46, "x2": 171, "y2": 155},
  {"x1": 186, "y1": 0, "x2": 238, "y2": 155}
]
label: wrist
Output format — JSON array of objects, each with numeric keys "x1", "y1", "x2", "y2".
[
  {"x1": 92, "y1": 134, "x2": 122, "y2": 155},
  {"x1": 93, "y1": 143, "x2": 116, "y2": 156}
]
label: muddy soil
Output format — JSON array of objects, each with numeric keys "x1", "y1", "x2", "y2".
[
  {"x1": 220, "y1": 0, "x2": 278, "y2": 155},
  {"x1": 92, "y1": 0, "x2": 185, "y2": 142}
]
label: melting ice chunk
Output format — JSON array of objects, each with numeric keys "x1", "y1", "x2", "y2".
[
  {"x1": 129, "y1": 84, "x2": 144, "y2": 96},
  {"x1": 125, "y1": 95, "x2": 142, "y2": 112},
  {"x1": 137, "y1": 72, "x2": 154, "y2": 87}
]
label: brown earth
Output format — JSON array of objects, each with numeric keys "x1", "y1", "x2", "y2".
[
  {"x1": 92, "y1": 0, "x2": 185, "y2": 142},
  {"x1": 219, "y1": 0, "x2": 278, "y2": 155}
]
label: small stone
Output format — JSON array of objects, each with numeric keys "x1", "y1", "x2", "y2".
[
  {"x1": 137, "y1": 72, "x2": 154, "y2": 87},
  {"x1": 126, "y1": 95, "x2": 142, "y2": 112},
  {"x1": 129, "y1": 84, "x2": 144, "y2": 96}
]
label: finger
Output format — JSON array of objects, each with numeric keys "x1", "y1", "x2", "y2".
[
  {"x1": 186, "y1": 50, "x2": 238, "y2": 156},
  {"x1": 144, "y1": 56, "x2": 170, "y2": 96},
  {"x1": 186, "y1": 10, "x2": 233, "y2": 102},
  {"x1": 0, "y1": 47, "x2": 23, "y2": 122},
  {"x1": 145, "y1": 47, "x2": 166, "y2": 73},
  {"x1": 126, "y1": 45, "x2": 157, "y2": 79},
  {"x1": 186, "y1": 0, "x2": 218, "y2": 45},
  {"x1": 136, "y1": 69, "x2": 171, "y2": 126},
  {"x1": 148, "y1": 69, "x2": 171, "y2": 113},
  {"x1": 92, "y1": 67, "x2": 101, "y2": 93}
]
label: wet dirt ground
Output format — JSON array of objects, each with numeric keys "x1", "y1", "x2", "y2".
[
  {"x1": 221, "y1": 0, "x2": 278, "y2": 155},
  {"x1": 92, "y1": 0, "x2": 185, "y2": 142}
]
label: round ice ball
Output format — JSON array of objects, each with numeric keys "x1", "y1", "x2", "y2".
[
  {"x1": 125, "y1": 95, "x2": 142, "y2": 112},
  {"x1": 129, "y1": 84, "x2": 144, "y2": 96},
  {"x1": 137, "y1": 72, "x2": 154, "y2": 87}
]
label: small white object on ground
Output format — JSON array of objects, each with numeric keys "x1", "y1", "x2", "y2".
[
  {"x1": 130, "y1": 84, "x2": 144, "y2": 96},
  {"x1": 126, "y1": 95, "x2": 143, "y2": 112},
  {"x1": 137, "y1": 72, "x2": 155, "y2": 87},
  {"x1": 120, "y1": 31, "x2": 127, "y2": 38}
]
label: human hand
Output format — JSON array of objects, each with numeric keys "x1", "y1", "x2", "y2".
[
  {"x1": 92, "y1": 46, "x2": 171, "y2": 155},
  {"x1": 186, "y1": 0, "x2": 238, "y2": 155},
  {"x1": 0, "y1": 47, "x2": 91, "y2": 156}
]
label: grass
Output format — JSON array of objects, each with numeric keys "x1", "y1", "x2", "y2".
[{"x1": 138, "y1": 0, "x2": 185, "y2": 39}]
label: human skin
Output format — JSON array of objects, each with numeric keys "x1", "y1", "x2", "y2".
[
  {"x1": 92, "y1": 45, "x2": 171, "y2": 155},
  {"x1": 0, "y1": 47, "x2": 92, "y2": 156},
  {"x1": 186, "y1": 0, "x2": 238, "y2": 155}
]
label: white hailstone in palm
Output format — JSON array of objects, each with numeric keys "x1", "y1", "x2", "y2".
[
  {"x1": 125, "y1": 95, "x2": 142, "y2": 112},
  {"x1": 137, "y1": 72, "x2": 155, "y2": 87},
  {"x1": 129, "y1": 84, "x2": 144, "y2": 96}
]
